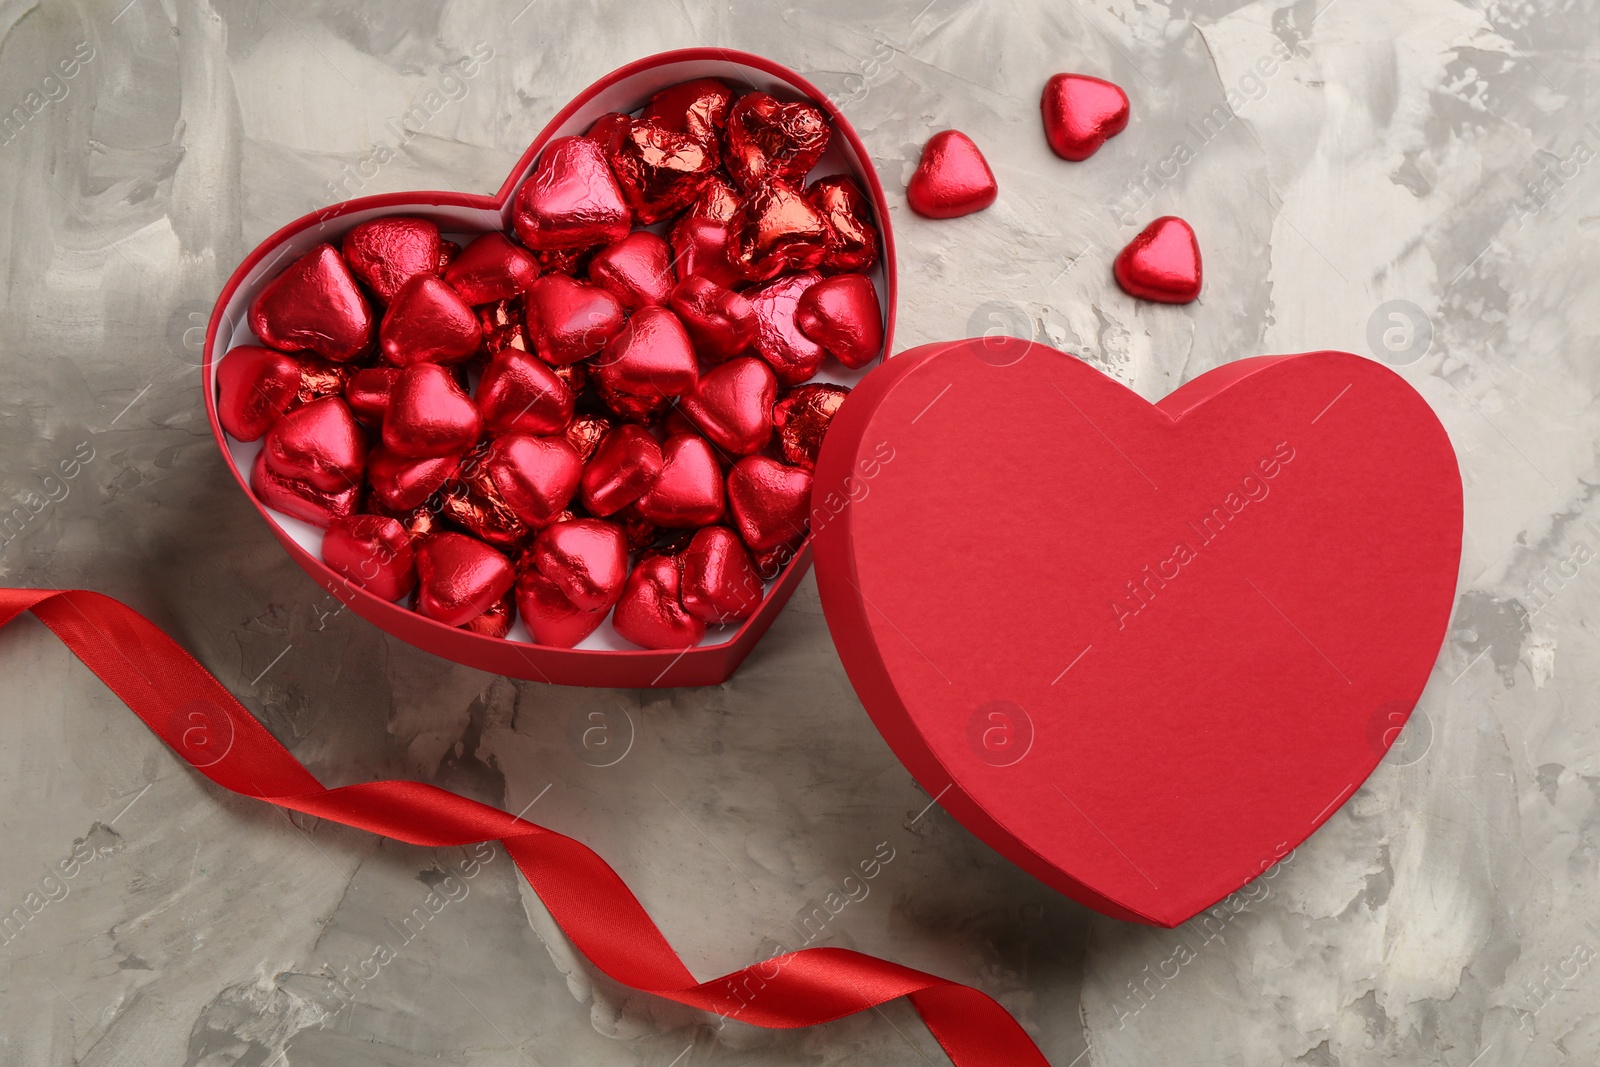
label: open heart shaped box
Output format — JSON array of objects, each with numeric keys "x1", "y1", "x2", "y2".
[
  {"x1": 203, "y1": 50, "x2": 896, "y2": 689},
  {"x1": 206, "y1": 51, "x2": 1464, "y2": 926}
]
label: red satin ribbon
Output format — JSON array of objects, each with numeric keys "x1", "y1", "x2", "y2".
[{"x1": 0, "y1": 587, "x2": 1048, "y2": 1065}]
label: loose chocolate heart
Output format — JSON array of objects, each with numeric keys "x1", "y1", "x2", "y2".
[
  {"x1": 322, "y1": 513, "x2": 417, "y2": 602},
  {"x1": 680, "y1": 526, "x2": 764, "y2": 624},
  {"x1": 484, "y1": 433, "x2": 582, "y2": 529},
  {"x1": 906, "y1": 130, "x2": 998, "y2": 219},
  {"x1": 669, "y1": 275, "x2": 758, "y2": 363},
  {"x1": 1041, "y1": 73, "x2": 1130, "y2": 162},
  {"x1": 525, "y1": 275, "x2": 625, "y2": 365},
  {"x1": 342, "y1": 216, "x2": 442, "y2": 303},
  {"x1": 366, "y1": 448, "x2": 461, "y2": 512},
  {"x1": 527, "y1": 518, "x2": 629, "y2": 613},
  {"x1": 580, "y1": 424, "x2": 664, "y2": 516},
  {"x1": 728, "y1": 455, "x2": 812, "y2": 551},
  {"x1": 511, "y1": 135, "x2": 632, "y2": 251},
  {"x1": 729, "y1": 180, "x2": 831, "y2": 281},
  {"x1": 414, "y1": 532, "x2": 516, "y2": 627},
  {"x1": 248, "y1": 243, "x2": 374, "y2": 362},
  {"x1": 773, "y1": 383, "x2": 850, "y2": 469},
  {"x1": 379, "y1": 273, "x2": 484, "y2": 366},
  {"x1": 595, "y1": 306, "x2": 700, "y2": 419},
  {"x1": 605, "y1": 117, "x2": 718, "y2": 224},
  {"x1": 724, "y1": 92, "x2": 831, "y2": 190},
  {"x1": 588, "y1": 231, "x2": 674, "y2": 309},
  {"x1": 217, "y1": 345, "x2": 301, "y2": 441},
  {"x1": 383, "y1": 363, "x2": 483, "y2": 459},
  {"x1": 262, "y1": 396, "x2": 366, "y2": 493},
  {"x1": 679, "y1": 356, "x2": 777, "y2": 456},
  {"x1": 1114, "y1": 216, "x2": 1202, "y2": 304},
  {"x1": 806, "y1": 175, "x2": 880, "y2": 273},
  {"x1": 748, "y1": 272, "x2": 825, "y2": 386},
  {"x1": 794, "y1": 273, "x2": 884, "y2": 369},
  {"x1": 249, "y1": 450, "x2": 359, "y2": 529},
  {"x1": 636, "y1": 434, "x2": 725, "y2": 528},
  {"x1": 612, "y1": 554, "x2": 706, "y2": 649},
  {"x1": 442, "y1": 231, "x2": 539, "y2": 306},
  {"x1": 476, "y1": 348, "x2": 575, "y2": 436}
]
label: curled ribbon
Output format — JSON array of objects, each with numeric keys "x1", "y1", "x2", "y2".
[{"x1": 0, "y1": 588, "x2": 1049, "y2": 1066}]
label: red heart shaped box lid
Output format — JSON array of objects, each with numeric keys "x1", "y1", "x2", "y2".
[
  {"x1": 203, "y1": 50, "x2": 895, "y2": 689},
  {"x1": 810, "y1": 338, "x2": 1462, "y2": 925}
]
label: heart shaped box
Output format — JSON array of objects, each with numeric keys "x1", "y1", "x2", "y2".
[
  {"x1": 203, "y1": 50, "x2": 896, "y2": 688},
  {"x1": 811, "y1": 338, "x2": 1463, "y2": 925}
]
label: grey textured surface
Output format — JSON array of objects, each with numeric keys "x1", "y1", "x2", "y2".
[{"x1": 0, "y1": 0, "x2": 1597, "y2": 1064}]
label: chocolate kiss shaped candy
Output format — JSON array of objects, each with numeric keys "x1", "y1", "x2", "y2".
[
  {"x1": 344, "y1": 366, "x2": 400, "y2": 426},
  {"x1": 636, "y1": 434, "x2": 725, "y2": 528},
  {"x1": 217, "y1": 345, "x2": 301, "y2": 441},
  {"x1": 772, "y1": 383, "x2": 849, "y2": 469},
  {"x1": 588, "y1": 231, "x2": 674, "y2": 310},
  {"x1": 476, "y1": 348, "x2": 575, "y2": 436},
  {"x1": 414, "y1": 532, "x2": 515, "y2": 627},
  {"x1": 906, "y1": 130, "x2": 998, "y2": 219},
  {"x1": 679, "y1": 356, "x2": 778, "y2": 456},
  {"x1": 1114, "y1": 216, "x2": 1203, "y2": 304},
  {"x1": 806, "y1": 175, "x2": 879, "y2": 273},
  {"x1": 366, "y1": 448, "x2": 461, "y2": 512},
  {"x1": 341, "y1": 216, "x2": 442, "y2": 303},
  {"x1": 580, "y1": 424, "x2": 664, "y2": 516},
  {"x1": 262, "y1": 396, "x2": 366, "y2": 493},
  {"x1": 724, "y1": 92, "x2": 831, "y2": 190},
  {"x1": 511, "y1": 135, "x2": 632, "y2": 251},
  {"x1": 728, "y1": 455, "x2": 812, "y2": 551},
  {"x1": 383, "y1": 363, "x2": 483, "y2": 459},
  {"x1": 669, "y1": 275, "x2": 757, "y2": 363},
  {"x1": 748, "y1": 272, "x2": 826, "y2": 386},
  {"x1": 379, "y1": 274, "x2": 483, "y2": 366},
  {"x1": 525, "y1": 275, "x2": 626, "y2": 366},
  {"x1": 595, "y1": 306, "x2": 700, "y2": 409},
  {"x1": 249, "y1": 450, "x2": 359, "y2": 529},
  {"x1": 794, "y1": 273, "x2": 884, "y2": 369},
  {"x1": 321, "y1": 514, "x2": 417, "y2": 602},
  {"x1": 442, "y1": 232, "x2": 539, "y2": 306},
  {"x1": 248, "y1": 243, "x2": 374, "y2": 362},
  {"x1": 484, "y1": 433, "x2": 582, "y2": 529},
  {"x1": 1041, "y1": 73, "x2": 1130, "y2": 162},
  {"x1": 729, "y1": 180, "x2": 831, "y2": 281},
  {"x1": 679, "y1": 526, "x2": 763, "y2": 624},
  {"x1": 528, "y1": 518, "x2": 629, "y2": 613},
  {"x1": 612, "y1": 554, "x2": 706, "y2": 649}
]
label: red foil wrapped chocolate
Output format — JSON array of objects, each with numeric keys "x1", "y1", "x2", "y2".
[
  {"x1": 724, "y1": 92, "x2": 831, "y2": 190},
  {"x1": 512, "y1": 135, "x2": 632, "y2": 251},
  {"x1": 248, "y1": 244, "x2": 374, "y2": 362},
  {"x1": 641, "y1": 78, "x2": 733, "y2": 147},
  {"x1": 342, "y1": 217, "x2": 441, "y2": 304},
  {"x1": 605, "y1": 118, "x2": 717, "y2": 225},
  {"x1": 322, "y1": 513, "x2": 417, "y2": 602},
  {"x1": 806, "y1": 176, "x2": 879, "y2": 273},
  {"x1": 729, "y1": 180, "x2": 831, "y2": 281},
  {"x1": 772, "y1": 384, "x2": 850, "y2": 469}
]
